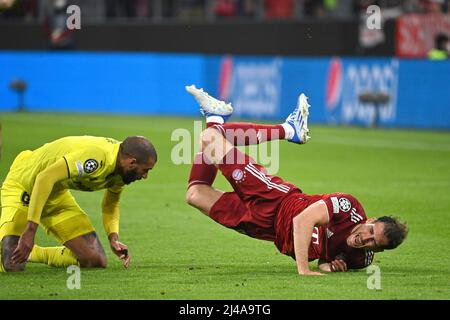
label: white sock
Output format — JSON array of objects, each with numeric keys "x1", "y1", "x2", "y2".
[
  {"x1": 206, "y1": 115, "x2": 225, "y2": 124},
  {"x1": 281, "y1": 122, "x2": 295, "y2": 140}
]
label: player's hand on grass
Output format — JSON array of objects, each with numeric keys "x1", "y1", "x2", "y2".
[
  {"x1": 299, "y1": 269, "x2": 324, "y2": 276},
  {"x1": 12, "y1": 222, "x2": 38, "y2": 264},
  {"x1": 109, "y1": 234, "x2": 130, "y2": 268},
  {"x1": 330, "y1": 259, "x2": 347, "y2": 272}
]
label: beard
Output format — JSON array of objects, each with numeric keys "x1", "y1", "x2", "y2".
[{"x1": 122, "y1": 168, "x2": 139, "y2": 184}]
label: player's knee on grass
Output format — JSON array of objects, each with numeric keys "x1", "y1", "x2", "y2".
[
  {"x1": 1, "y1": 236, "x2": 26, "y2": 272},
  {"x1": 67, "y1": 232, "x2": 108, "y2": 268},
  {"x1": 78, "y1": 252, "x2": 107, "y2": 268}
]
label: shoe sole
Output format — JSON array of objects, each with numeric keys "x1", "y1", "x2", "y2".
[
  {"x1": 299, "y1": 94, "x2": 311, "y2": 142},
  {"x1": 186, "y1": 85, "x2": 233, "y2": 116}
]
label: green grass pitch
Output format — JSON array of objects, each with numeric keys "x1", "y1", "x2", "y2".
[{"x1": 0, "y1": 112, "x2": 449, "y2": 300}]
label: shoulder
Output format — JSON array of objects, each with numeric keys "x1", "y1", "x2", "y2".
[
  {"x1": 63, "y1": 145, "x2": 109, "y2": 178},
  {"x1": 320, "y1": 193, "x2": 367, "y2": 223},
  {"x1": 71, "y1": 145, "x2": 108, "y2": 161},
  {"x1": 330, "y1": 193, "x2": 363, "y2": 210}
]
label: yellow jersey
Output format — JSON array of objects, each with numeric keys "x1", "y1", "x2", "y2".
[{"x1": 6, "y1": 136, "x2": 124, "y2": 197}]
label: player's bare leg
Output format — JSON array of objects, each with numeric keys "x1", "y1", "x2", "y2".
[
  {"x1": 200, "y1": 127, "x2": 235, "y2": 165},
  {"x1": 64, "y1": 232, "x2": 107, "y2": 268},
  {"x1": 186, "y1": 128, "x2": 245, "y2": 214},
  {"x1": 186, "y1": 83, "x2": 280, "y2": 214},
  {"x1": 1, "y1": 235, "x2": 26, "y2": 271},
  {"x1": 186, "y1": 184, "x2": 224, "y2": 215},
  {"x1": 185, "y1": 128, "x2": 235, "y2": 214},
  {"x1": 186, "y1": 85, "x2": 311, "y2": 215},
  {"x1": 186, "y1": 84, "x2": 311, "y2": 145}
]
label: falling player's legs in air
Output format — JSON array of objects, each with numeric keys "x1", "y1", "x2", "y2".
[{"x1": 185, "y1": 85, "x2": 311, "y2": 239}]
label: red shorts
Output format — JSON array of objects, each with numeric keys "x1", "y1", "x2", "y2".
[{"x1": 208, "y1": 148, "x2": 300, "y2": 241}]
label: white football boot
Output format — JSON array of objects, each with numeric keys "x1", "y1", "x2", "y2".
[
  {"x1": 284, "y1": 93, "x2": 311, "y2": 144},
  {"x1": 185, "y1": 85, "x2": 233, "y2": 122}
]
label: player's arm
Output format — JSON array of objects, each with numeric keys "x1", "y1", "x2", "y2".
[
  {"x1": 12, "y1": 158, "x2": 69, "y2": 264},
  {"x1": 102, "y1": 189, "x2": 121, "y2": 237},
  {"x1": 102, "y1": 189, "x2": 130, "y2": 268},
  {"x1": 318, "y1": 258, "x2": 348, "y2": 273},
  {"x1": 292, "y1": 200, "x2": 329, "y2": 276}
]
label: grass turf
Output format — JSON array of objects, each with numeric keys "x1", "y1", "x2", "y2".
[{"x1": 0, "y1": 112, "x2": 449, "y2": 300}]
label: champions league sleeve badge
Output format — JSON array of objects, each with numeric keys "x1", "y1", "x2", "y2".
[
  {"x1": 84, "y1": 159, "x2": 99, "y2": 174},
  {"x1": 338, "y1": 197, "x2": 352, "y2": 212}
]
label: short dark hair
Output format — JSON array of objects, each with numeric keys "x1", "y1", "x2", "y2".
[
  {"x1": 376, "y1": 216, "x2": 408, "y2": 250},
  {"x1": 436, "y1": 33, "x2": 449, "y2": 50},
  {"x1": 120, "y1": 136, "x2": 157, "y2": 163}
]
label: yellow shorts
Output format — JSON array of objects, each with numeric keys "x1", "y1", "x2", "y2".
[{"x1": 0, "y1": 188, "x2": 95, "y2": 245}]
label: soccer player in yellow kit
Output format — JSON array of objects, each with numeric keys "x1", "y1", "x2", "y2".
[{"x1": 0, "y1": 135, "x2": 157, "y2": 272}]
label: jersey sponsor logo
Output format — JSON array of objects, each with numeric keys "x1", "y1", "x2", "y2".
[
  {"x1": 84, "y1": 159, "x2": 99, "y2": 174},
  {"x1": 350, "y1": 207, "x2": 364, "y2": 223},
  {"x1": 339, "y1": 197, "x2": 352, "y2": 212},
  {"x1": 331, "y1": 197, "x2": 340, "y2": 213}
]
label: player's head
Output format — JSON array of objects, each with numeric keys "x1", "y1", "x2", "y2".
[
  {"x1": 435, "y1": 33, "x2": 449, "y2": 51},
  {"x1": 346, "y1": 216, "x2": 408, "y2": 252},
  {"x1": 117, "y1": 136, "x2": 157, "y2": 184}
]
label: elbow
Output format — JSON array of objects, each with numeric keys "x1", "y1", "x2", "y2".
[{"x1": 35, "y1": 171, "x2": 57, "y2": 186}]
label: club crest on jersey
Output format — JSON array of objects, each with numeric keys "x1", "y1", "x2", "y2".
[
  {"x1": 232, "y1": 169, "x2": 245, "y2": 183},
  {"x1": 84, "y1": 159, "x2": 98, "y2": 174},
  {"x1": 339, "y1": 197, "x2": 352, "y2": 212}
]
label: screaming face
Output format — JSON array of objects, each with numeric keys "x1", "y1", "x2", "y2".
[{"x1": 346, "y1": 221, "x2": 388, "y2": 252}]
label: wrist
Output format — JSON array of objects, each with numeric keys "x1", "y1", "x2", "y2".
[
  {"x1": 26, "y1": 221, "x2": 39, "y2": 233},
  {"x1": 108, "y1": 232, "x2": 119, "y2": 243},
  {"x1": 298, "y1": 265, "x2": 310, "y2": 274}
]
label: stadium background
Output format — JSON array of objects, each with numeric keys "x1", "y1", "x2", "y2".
[{"x1": 0, "y1": 0, "x2": 449, "y2": 301}]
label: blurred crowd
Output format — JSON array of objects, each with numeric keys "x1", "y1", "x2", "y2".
[{"x1": 0, "y1": 0, "x2": 449, "y2": 22}]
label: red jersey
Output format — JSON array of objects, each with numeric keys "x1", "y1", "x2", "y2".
[
  {"x1": 275, "y1": 191, "x2": 374, "y2": 269},
  {"x1": 209, "y1": 148, "x2": 374, "y2": 270}
]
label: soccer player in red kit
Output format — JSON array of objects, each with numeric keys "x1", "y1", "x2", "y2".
[{"x1": 185, "y1": 85, "x2": 408, "y2": 276}]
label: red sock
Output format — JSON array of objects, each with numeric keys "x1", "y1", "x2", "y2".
[
  {"x1": 188, "y1": 152, "x2": 218, "y2": 189},
  {"x1": 208, "y1": 122, "x2": 285, "y2": 146}
]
